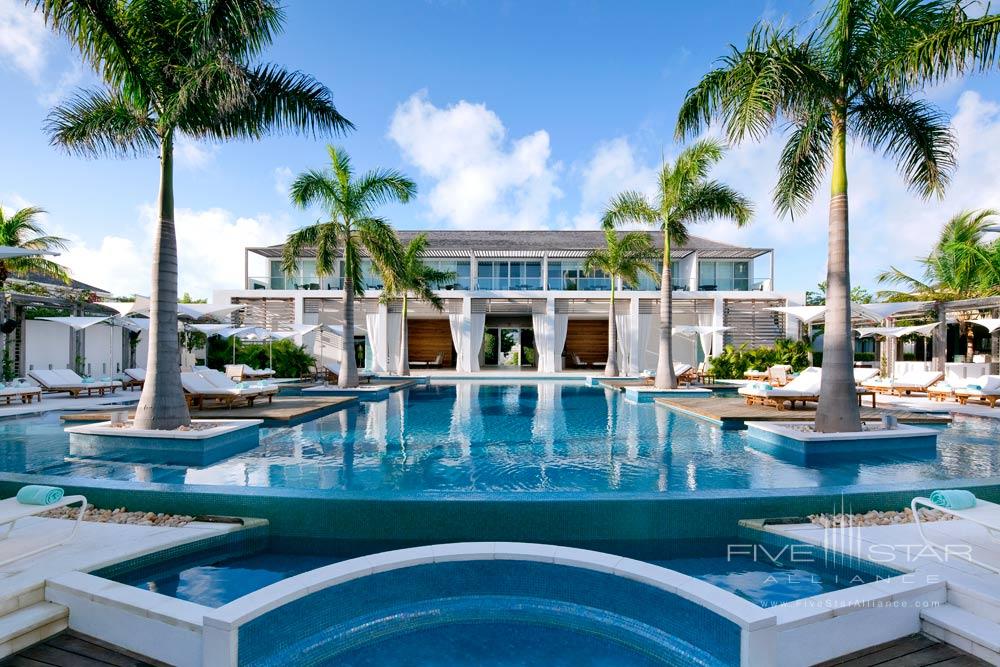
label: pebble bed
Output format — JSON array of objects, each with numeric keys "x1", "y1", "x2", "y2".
[
  {"x1": 809, "y1": 507, "x2": 955, "y2": 528},
  {"x1": 39, "y1": 505, "x2": 194, "y2": 527}
]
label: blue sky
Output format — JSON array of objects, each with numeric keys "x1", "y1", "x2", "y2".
[{"x1": 2, "y1": 0, "x2": 999, "y2": 298}]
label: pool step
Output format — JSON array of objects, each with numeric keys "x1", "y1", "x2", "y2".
[
  {"x1": 0, "y1": 602, "x2": 69, "y2": 660},
  {"x1": 921, "y1": 604, "x2": 1000, "y2": 665}
]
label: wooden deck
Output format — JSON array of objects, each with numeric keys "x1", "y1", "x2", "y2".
[
  {"x1": 600, "y1": 379, "x2": 733, "y2": 392},
  {"x1": 655, "y1": 396, "x2": 952, "y2": 427},
  {"x1": 60, "y1": 395, "x2": 356, "y2": 423},
  {"x1": 1, "y1": 631, "x2": 161, "y2": 666},
  {"x1": 820, "y1": 633, "x2": 988, "y2": 666}
]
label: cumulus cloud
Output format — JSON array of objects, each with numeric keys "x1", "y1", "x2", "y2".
[
  {"x1": 273, "y1": 166, "x2": 294, "y2": 197},
  {"x1": 571, "y1": 137, "x2": 659, "y2": 229},
  {"x1": 174, "y1": 135, "x2": 218, "y2": 170},
  {"x1": 388, "y1": 91, "x2": 562, "y2": 229},
  {"x1": 0, "y1": 2, "x2": 48, "y2": 82},
  {"x1": 58, "y1": 206, "x2": 293, "y2": 298},
  {"x1": 36, "y1": 60, "x2": 85, "y2": 106}
]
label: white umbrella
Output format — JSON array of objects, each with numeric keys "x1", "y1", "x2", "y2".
[
  {"x1": 969, "y1": 318, "x2": 1000, "y2": 334},
  {"x1": 858, "y1": 301, "x2": 933, "y2": 322},
  {"x1": 38, "y1": 316, "x2": 120, "y2": 377},
  {"x1": 672, "y1": 325, "x2": 729, "y2": 358},
  {"x1": 0, "y1": 246, "x2": 59, "y2": 259}
]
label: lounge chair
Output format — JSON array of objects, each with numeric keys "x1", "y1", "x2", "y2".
[
  {"x1": 694, "y1": 361, "x2": 715, "y2": 384},
  {"x1": 0, "y1": 491, "x2": 87, "y2": 568},
  {"x1": 28, "y1": 369, "x2": 120, "y2": 397},
  {"x1": 570, "y1": 353, "x2": 588, "y2": 369},
  {"x1": 180, "y1": 372, "x2": 264, "y2": 409},
  {"x1": 198, "y1": 368, "x2": 277, "y2": 404},
  {"x1": 122, "y1": 368, "x2": 145, "y2": 390},
  {"x1": 324, "y1": 361, "x2": 375, "y2": 384},
  {"x1": 738, "y1": 367, "x2": 823, "y2": 409},
  {"x1": 852, "y1": 367, "x2": 879, "y2": 385},
  {"x1": 428, "y1": 353, "x2": 444, "y2": 369},
  {"x1": 767, "y1": 365, "x2": 792, "y2": 386},
  {"x1": 954, "y1": 375, "x2": 1000, "y2": 408},
  {"x1": 0, "y1": 383, "x2": 42, "y2": 405},
  {"x1": 863, "y1": 370, "x2": 943, "y2": 396},
  {"x1": 912, "y1": 493, "x2": 1000, "y2": 574},
  {"x1": 674, "y1": 363, "x2": 696, "y2": 384},
  {"x1": 225, "y1": 364, "x2": 276, "y2": 382}
]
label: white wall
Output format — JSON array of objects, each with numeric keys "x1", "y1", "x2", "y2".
[{"x1": 24, "y1": 320, "x2": 71, "y2": 371}]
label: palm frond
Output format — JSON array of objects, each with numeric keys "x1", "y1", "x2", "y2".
[
  {"x1": 903, "y1": 10, "x2": 1000, "y2": 82},
  {"x1": 352, "y1": 168, "x2": 417, "y2": 213},
  {"x1": 774, "y1": 109, "x2": 831, "y2": 218},
  {"x1": 45, "y1": 89, "x2": 158, "y2": 158},
  {"x1": 675, "y1": 180, "x2": 754, "y2": 228},
  {"x1": 289, "y1": 169, "x2": 343, "y2": 212},
  {"x1": 851, "y1": 92, "x2": 956, "y2": 198},
  {"x1": 600, "y1": 191, "x2": 658, "y2": 229}
]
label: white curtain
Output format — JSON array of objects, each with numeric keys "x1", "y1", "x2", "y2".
[
  {"x1": 448, "y1": 314, "x2": 466, "y2": 371},
  {"x1": 365, "y1": 312, "x2": 386, "y2": 372},
  {"x1": 697, "y1": 310, "x2": 715, "y2": 362},
  {"x1": 470, "y1": 313, "x2": 486, "y2": 372},
  {"x1": 634, "y1": 313, "x2": 652, "y2": 374},
  {"x1": 386, "y1": 312, "x2": 402, "y2": 373},
  {"x1": 553, "y1": 314, "x2": 568, "y2": 371},
  {"x1": 532, "y1": 313, "x2": 552, "y2": 372},
  {"x1": 615, "y1": 310, "x2": 632, "y2": 372}
]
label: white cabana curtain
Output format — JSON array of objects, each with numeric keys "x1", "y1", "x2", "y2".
[
  {"x1": 470, "y1": 313, "x2": 486, "y2": 372},
  {"x1": 614, "y1": 311, "x2": 632, "y2": 372},
  {"x1": 553, "y1": 314, "x2": 568, "y2": 371},
  {"x1": 365, "y1": 312, "x2": 386, "y2": 372},
  {"x1": 449, "y1": 314, "x2": 469, "y2": 372},
  {"x1": 386, "y1": 312, "x2": 402, "y2": 372},
  {"x1": 633, "y1": 313, "x2": 653, "y2": 374},
  {"x1": 696, "y1": 310, "x2": 714, "y2": 362},
  {"x1": 531, "y1": 313, "x2": 551, "y2": 372}
]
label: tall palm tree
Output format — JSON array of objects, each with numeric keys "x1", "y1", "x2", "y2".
[
  {"x1": 584, "y1": 229, "x2": 659, "y2": 377},
  {"x1": 35, "y1": 0, "x2": 351, "y2": 430},
  {"x1": 0, "y1": 205, "x2": 69, "y2": 289},
  {"x1": 601, "y1": 139, "x2": 752, "y2": 388},
  {"x1": 379, "y1": 234, "x2": 454, "y2": 376},
  {"x1": 878, "y1": 209, "x2": 1000, "y2": 361},
  {"x1": 283, "y1": 146, "x2": 414, "y2": 387},
  {"x1": 676, "y1": 0, "x2": 960, "y2": 432}
]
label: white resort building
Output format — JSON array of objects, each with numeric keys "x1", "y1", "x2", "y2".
[{"x1": 215, "y1": 231, "x2": 804, "y2": 373}]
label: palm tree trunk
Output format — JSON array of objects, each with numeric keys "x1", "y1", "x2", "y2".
[
  {"x1": 399, "y1": 294, "x2": 410, "y2": 376},
  {"x1": 815, "y1": 112, "x2": 862, "y2": 433},
  {"x1": 655, "y1": 233, "x2": 677, "y2": 389},
  {"x1": 606, "y1": 281, "x2": 619, "y2": 376},
  {"x1": 340, "y1": 276, "x2": 358, "y2": 387},
  {"x1": 965, "y1": 320, "x2": 975, "y2": 362},
  {"x1": 134, "y1": 132, "x2": 191, "y2": 430}
]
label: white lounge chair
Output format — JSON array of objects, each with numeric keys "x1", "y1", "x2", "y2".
[
  {"x1": 912, "y1": 495, "x2": 1000, "y2": 574},
  {"x1": 767, "y1": 365, "x2": 792, "y2": 386},
  {"x1": 862, "y1": 370, "x2": 943, "y2": 396},
  {"x1": 738, "y1": 367, "x2": 822, "y2": 409},
  {"x1": 28, "y1": 369, "x2": 120, "y2": 397},
  {"x1": 225, "y1": 364, "x2": 276, "y2": 382},
  {"x1": 324, "y1": 361, "x2": 375, "y2": 384},
  {"x1": 180, "y1": 372, "x2": 264, "y2": 408},
  {"x1": 954, "y1": 374, "x2": 1000, "y2": 408},
  {"x1": 198, "y1": 368, "x2": 277, "y2": 403},
  {"x1": 852, "y1": 367, "x2": 879, "y2": 385},
  {"x1": 123, "y1": 368, "x2": 145, "y2": 390},
  {"x1": 0, "y1": 382, "x2": 42, "y2": 405},
  {"x1": 0, "y1": 493, "x2": 88, "y2": 568}
]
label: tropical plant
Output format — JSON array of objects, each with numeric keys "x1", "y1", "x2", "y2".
[
  {"x1": 36, "y1": 0, "x2": 350, "y2": 429},
  {"x1": 379, "y1": 233, "x2": 454, "y2": 376},
  {"x1": 805, "y1": 281, "x2": 873, "y2": 305},
  {"x1": 877, "y1": 209, "x2": 1000, "y2": 361},
  {"x1": 708, "y1": 339, "x2": 812, "y2": 379},
  {"x1": 282, "y1": 146, "x2": 414, "y2": 387},
  {"x1": 221, "y1": 338, "x2": 314, "y2": 378},
  {"x1": 583, "y1": 228, "x2": 659, "y2": 376},
  {"x1": 0, "y1": 205, "x2": 69, "y2": 289},
  {"x1": 676, "y1": 0, "x2": 962, "y2": 432},
  {"x1": 601, "y1": 139, "x2": 752, "y2": 386}
]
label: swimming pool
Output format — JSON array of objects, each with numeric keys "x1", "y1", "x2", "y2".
[{"x1": 1, "y1": 382, "x2": 998, "y2": 494}]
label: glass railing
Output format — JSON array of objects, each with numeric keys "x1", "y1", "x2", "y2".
[
  {"x1": 430, "y1": 278, "x2": 473, "y2": 290},
  {"x1": 248, "y1": 276, "x2": 343, "y2": 290},
  {"x1": 476, "y1": 277, "x2": 544, "y2": 290},
  {"x1": 695, "y1": 280, "x2": 750, "y2": 291},
  {"x1": 548, "y1": 277, "x2": 613, "y2": 291}
]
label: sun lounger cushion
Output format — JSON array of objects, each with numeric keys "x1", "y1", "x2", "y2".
[
  {"x1": 853, "y1": 368, "x2": 879, "y2": 384},
  {"x1": 124, "y1": 368, "x2": 145, "y2": 381},
  {"x1": 892, "y1": 370, "x2": 943, "y2": 388},
  {"x1": 181, "y1": 372, "x2": 260, "y2": 397},
  {"x1": 929, "y1": 489, "x2": 977, "y2": 510}
]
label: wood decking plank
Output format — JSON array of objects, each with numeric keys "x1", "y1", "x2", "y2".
[
  {"x1": 654, "y1": 396, "x2": 951, "y2": 426},
  {"x1": 60, "y1": 395, "x2": 356, "y2": 423}
]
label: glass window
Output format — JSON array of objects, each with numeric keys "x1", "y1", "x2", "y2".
[
  {"x1": 734, "y1": 261, "x2": 749, "y2": 290},
  {"x1": 699, "y1": 261, "x2": 716, "y2": 290}
]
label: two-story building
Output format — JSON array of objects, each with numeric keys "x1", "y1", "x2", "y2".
[{"x1": 214, "y1": 230, "x2": 805, "y2": 373}]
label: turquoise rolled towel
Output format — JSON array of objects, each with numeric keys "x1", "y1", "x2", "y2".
[
  {"x1": 16, "y1": 485, "x2": 65, "y2": 506},
  {"x1": 930, "y1": 489, "x2": 977, "y2": 510}
]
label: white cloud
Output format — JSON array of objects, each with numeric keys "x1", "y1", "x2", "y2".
[
  {"x1": 37, "y1": 61, "x2": 84, "y2": 106},
  {"x1": 571, "y1": 137, "x2": 659, "y2": 229},
  {"x1": 273, "y1": 166, "x2": 293, "y2": 197},
  {"x1": 174, "y1": 135, "x2": 218, "y2": 170},
  {"x1": 0, "y1": 2, "x2": 48, "y2": 82},
  {"x1": 388, "y1": 90, "x2": 562, "y2": 229},
  {"x1": 59, "y1": 206, "x2": 292, "y2": 298}
]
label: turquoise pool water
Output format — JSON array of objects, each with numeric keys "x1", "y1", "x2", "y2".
[{"x1": 1, "y1": 382, "x2": 998, "y2": 493}]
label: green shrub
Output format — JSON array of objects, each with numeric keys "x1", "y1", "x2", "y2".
[
  {"x1": 207, "y1": 337, "x2": 314, "y2": 378},
  {"x1": 708, "y1": 339, "x2": 811, "y2": 379},
  {"x1": 854, "y1": 352, "x2": 875, "y2": 362}
]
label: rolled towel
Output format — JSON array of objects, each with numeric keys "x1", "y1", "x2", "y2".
[
  {"x1": 966, "y1": 384, "x2": 983, "y2": 391},
  {"x1": 16, "y1": 485, "x2": 65, "y2": 506},
  {"x1": 930, "y1": 489, "x2": 977, "y2": 510}
]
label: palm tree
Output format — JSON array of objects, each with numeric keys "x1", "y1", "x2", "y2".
[
  {"x1": 601, "y1": 139, "x2": 752, "y2": 388},
  {"x1": 282, "y1": 146, "x2": 414, "y2": 387},
  {"x1": 676, "y1": 0, "x2": 961, "y2": 432},
  {"x1": 878, "y1": 209, "x2": 1000, "y2": 361},
  {"x1": 0, "y1": 205, "x2": 69, "y2": 289},
  {"x1": 35, "y1": 0, "x2": 351, "y2": 430},
  {"x1": 584, "y1": 229, "x2": 659, "y2": 377},
  {"x1": 379, "y1": 234, "x2": 454, "y2": 376}
]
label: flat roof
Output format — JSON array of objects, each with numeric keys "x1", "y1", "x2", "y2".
[{"x1": 248, "y1": 230, "x2": 772, "y2": 260}]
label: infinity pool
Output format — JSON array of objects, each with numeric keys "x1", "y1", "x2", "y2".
[{"x1": 1, "y1": 382, "x2": 999, "y2": 493}]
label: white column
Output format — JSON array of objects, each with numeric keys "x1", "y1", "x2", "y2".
[{"x1": 711, "y1": 296, "x2": 725, "y2": 354}]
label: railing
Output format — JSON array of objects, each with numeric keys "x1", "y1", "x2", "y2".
[
  {"x1": 247, "y1": 276, "x2": 343, "y2": 290},
  {"x1": 548, "y1": 277, "x2": 613, "y2": 291},
  {"x1": 475, "y1": 277, "x2": 544, "y2": 290}
]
